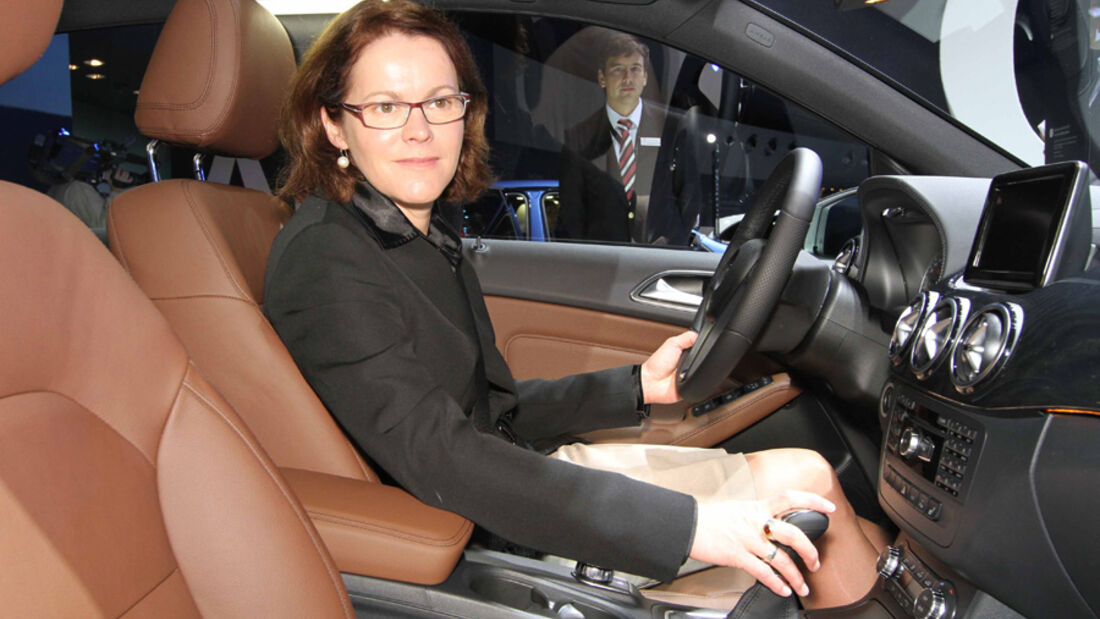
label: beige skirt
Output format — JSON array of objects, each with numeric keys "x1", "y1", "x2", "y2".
[
  {"x1": 549, "y1": 442, "x2": 757, "y2": 503},
  {"x1": 547, "y1": 443, "x2": 758, "y2": 587}
]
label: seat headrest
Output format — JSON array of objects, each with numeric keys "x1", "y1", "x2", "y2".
[
  {"x1": 0, "y1": 0, "x2": 64, "y2": 85},
  {"x1": 134, "y1": 0, "x2": 296, "y2": 159}
]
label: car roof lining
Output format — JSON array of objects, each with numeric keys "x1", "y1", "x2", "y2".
[{"x1": 56, "y1": 0, "x2": 1020, "y2": 178}]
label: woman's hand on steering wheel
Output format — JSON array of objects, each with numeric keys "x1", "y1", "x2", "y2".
[
  {"x1": 640, "y1": 331, "x2": 698, "y2": 404},
  {"x1": 675, "y1": 148, "x2": 823, "y2": 403}
]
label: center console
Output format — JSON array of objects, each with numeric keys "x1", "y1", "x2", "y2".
[
  {"x1": 808, "y1": 161, "x2": 1097, "y2": 619},
  {"x1": 878, "y1": 382, "x2": 982, "y2": 547}
]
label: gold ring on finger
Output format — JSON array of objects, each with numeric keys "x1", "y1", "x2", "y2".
[{"x1": 763, "y1": 518, "x2": 782, "y2": 541}]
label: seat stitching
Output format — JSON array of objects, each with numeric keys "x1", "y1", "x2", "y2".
[
  {"x1": 0, "y1": 389, "x2": 164, "y2": 469},
  {"x1": 150, "y1": 296, "x2": 378, "y2": 482},
  {"x1": 134, "y1": 0, "x2": 216, "y2": 113},
  {"x1": 307, "y1": 510, "x2": 473, "y2": 547},
  {"x1": 116, "y1": 566, "x2": 188, "y2": 617},
  {"x1": 151, "y1": 293, "x2": 260, "y2": 303},
  {"x1": 105, "y1": 201, "x2": 133, "y2": 273},
  {"x1": 180, "y1": 181, "x2": 251, "y2": 300},
  {"x1": 180, "y1": 375, "x2": 354, "y2": 619},
  {"x1": 140, "y1": 0, "x2": 249, "y2": 142}
]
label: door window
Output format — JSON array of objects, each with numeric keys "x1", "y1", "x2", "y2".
[{"x1": 453, "y1": 13, "x2": 871, "y2": 249}]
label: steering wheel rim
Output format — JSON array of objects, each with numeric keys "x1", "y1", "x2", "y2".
[{"x1": 676, "y1": 147, "x2": 823, "y2": 402}]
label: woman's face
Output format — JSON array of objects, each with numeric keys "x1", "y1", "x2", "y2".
[{"x1": 322, "y1": 33, "x2": 464, "y2": 217}]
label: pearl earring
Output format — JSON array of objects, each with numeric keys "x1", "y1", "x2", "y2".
[{"x1": 336, "y1": 150, "x2": 350, "y2": 169}]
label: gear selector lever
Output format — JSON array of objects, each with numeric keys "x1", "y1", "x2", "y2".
[
  {"x1": 724, "y1": 511, "x2": 830, "y2": 619},
  {"x1": 774, "y1": 509, "x2": 829, "y2": 566}
]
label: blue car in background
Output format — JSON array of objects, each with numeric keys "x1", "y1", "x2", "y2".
[{"x1": 463, "y1": 180, "x2": 560, "y2": 242}]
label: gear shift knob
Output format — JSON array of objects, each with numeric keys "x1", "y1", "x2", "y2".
[
  {"x1": 782, "y1": 509, "x2": 829, "y2": 541},
  {"x1": 774, "y1": 509, "x2": 829, "y2": 564}
]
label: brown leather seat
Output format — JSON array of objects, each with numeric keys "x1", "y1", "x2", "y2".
[
  {"x1": 0, "y1": 4, "x2": 352, "y2": 615},
  {"x1": 108, "y1": 0, "x2": 377, "y2": 484},
  {"x1": 107, "y1": 0, "x2": 473, "y2": 584}
]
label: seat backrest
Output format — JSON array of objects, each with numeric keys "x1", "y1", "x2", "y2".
[
  {"x1": 1, "y1": 184, "x2": 354, "y2": 618},
  {"x1": 0, "y1": 5, "x2": 351, "y2": 613},
  {"x1": 108, "y1": 0, "x2": 376, "y2": 482}
]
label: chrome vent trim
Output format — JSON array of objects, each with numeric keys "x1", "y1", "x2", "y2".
[
  {"x1": 890, "y1": 292, "x2": 934, "y2": 366},
  {"x1": 910, "y1": 296, "x2": 961, "y2": 379},
  {"x1": 950, "y1": 303, "x2": 1023, "y2": 393}
]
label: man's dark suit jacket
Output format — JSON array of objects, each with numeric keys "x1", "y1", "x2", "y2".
[
  {"x1": 264, "y1": 182, "x2": 696, "y2": 581},
  {"x1": 560, "y1": 102, "x2": 700, "y2": 245}
]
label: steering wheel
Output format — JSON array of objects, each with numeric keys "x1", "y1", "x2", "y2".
[{"x1": 676, "y1": 147, "x2": 823, "y2": 402}]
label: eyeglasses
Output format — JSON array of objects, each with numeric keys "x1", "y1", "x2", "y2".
[{"x1": 340, "y1": 93, "x2": 471, "y2": 129}]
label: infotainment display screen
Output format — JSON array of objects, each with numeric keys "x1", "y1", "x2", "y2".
[{"x1": 964, "y1": 162, "x2": 1090, "y2": 291}]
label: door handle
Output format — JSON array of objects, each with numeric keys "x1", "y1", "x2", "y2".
[{"x1": 632, "y1": 272, "x2": 708, "y2": 311}]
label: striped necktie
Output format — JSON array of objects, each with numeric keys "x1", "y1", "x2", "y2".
[{"x1": 615, "y1": 118, "x2": 636, "y2": 205}]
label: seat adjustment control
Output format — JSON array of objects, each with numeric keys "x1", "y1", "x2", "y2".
[{"x1": 691, "y1": 376, "x2": 773, "y2": 416}]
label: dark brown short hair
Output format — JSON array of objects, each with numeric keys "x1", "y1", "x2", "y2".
[
  {"x1": 599, "y1": 32, "x2": 650, "y2": 73},
  {"x1": 278, "y1": 0, "x2": 492, "y2": 206}
]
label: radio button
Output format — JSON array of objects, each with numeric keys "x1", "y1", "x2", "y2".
[
  {"x1": 880, "y1": 383, "x2": 896, "y2": 420},
  {"x1": 925, "y1": 498, "x2": 942, "y2": 520}
]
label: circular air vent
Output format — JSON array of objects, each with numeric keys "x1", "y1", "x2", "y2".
[
  {"x1": 889, "y1": 293, "x2": 933, "y2": 366},
  {"x1": 951, "y1": 303, "x2": 1021, "y2": 393},
  {"x1": 910, "y1": 297, "x2": 960, "y2": 379}
]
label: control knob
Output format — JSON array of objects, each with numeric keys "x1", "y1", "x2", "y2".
[
  {"x1": 914, "y1": 584, "x2": 955, "y2": 619},
  {"x1": 899, "y1": 428, "x2": 935, "y2": 462},
  {"x1": 876, "y1": 546, "x2": 903, "y2": 580},
  {"x1": 899, "y1": 428, "x2": 922, "y2": 458}
]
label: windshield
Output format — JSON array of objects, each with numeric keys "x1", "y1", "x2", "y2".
[{"x1": 749, "y1": 0, "x2": 1100, "y2": 173}]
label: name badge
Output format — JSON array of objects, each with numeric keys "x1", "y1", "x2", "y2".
[{"x1": 640, "y1": 137, "x2": 662, "y2": 148}]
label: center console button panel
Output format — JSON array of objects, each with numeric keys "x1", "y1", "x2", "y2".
[
  {"x1": 881, "y1": 381, "x2": 983, "y2": 506},
  {"x1": 876, "y1": 544, "x2": 957, "y2": 619}
]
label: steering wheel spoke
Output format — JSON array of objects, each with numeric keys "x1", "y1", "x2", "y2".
[{"x1": 676, "y1": 148, "x2": 823, "y2": 403}]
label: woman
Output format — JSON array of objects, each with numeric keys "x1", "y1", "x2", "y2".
[{"x1": 266, "y1": 0, "x2": 879, "y2": 608}]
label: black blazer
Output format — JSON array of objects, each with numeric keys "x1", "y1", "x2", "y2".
[
  {"x1": 560, "y1": 102, "x2": 700, "y2": 245},
  {"x1": 264, "y1": 183, "x2": 695, "y2": 580}
]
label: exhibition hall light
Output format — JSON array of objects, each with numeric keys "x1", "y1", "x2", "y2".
[
  {"x1": 255, "y1": 0, "x2": 356, "y2": 14},
  {"x1": 834, "y1": 0, "x2": 889, "y2": 11}
]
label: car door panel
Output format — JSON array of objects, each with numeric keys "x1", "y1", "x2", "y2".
[
  {"x1": 473, "y1": 240, "x2": 803, "y2": 447},
  {"x1": 486, "y1": 294, "x2": 801, "y2": 447},
  {"x1": 484, "y1": 295, "x2": 683, "y2": 380},
  {"x1": 466, "y1": 238, "x2": 718, "y2": 325}
]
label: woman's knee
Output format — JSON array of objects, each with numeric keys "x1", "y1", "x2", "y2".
[{"x1": 747, "y1": 448, "x2": 838, "y2": 497}]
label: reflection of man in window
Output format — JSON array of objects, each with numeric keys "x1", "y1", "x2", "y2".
[{"x1": 559, "y1": 33, "x2": 698, "y2": 245}]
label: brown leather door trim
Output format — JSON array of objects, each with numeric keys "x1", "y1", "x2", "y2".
[
  {"x1": 582, "y1": 373, "x2": 800, "y2": 447},
  {"x1": 486, "y1": 296, "x2": 800, "y2": 447},
  {"x1": 486, "y1": 295, "x2": 681, "y2": 379}
]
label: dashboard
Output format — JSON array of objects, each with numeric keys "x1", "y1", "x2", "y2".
[{"x1": 810, "y1": 167, "x2": 1100, "y2": 619}]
